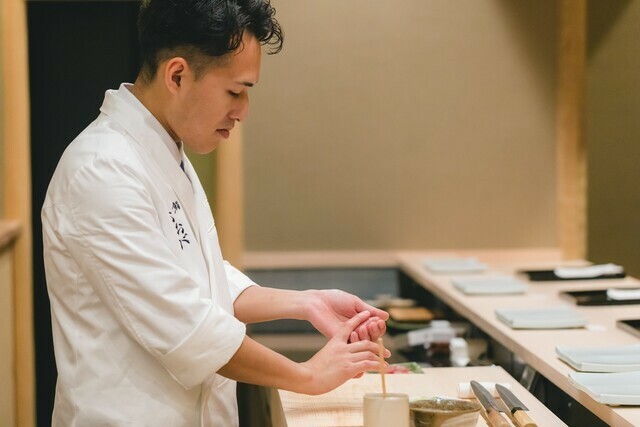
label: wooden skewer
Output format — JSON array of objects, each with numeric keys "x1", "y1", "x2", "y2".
[{"x1": 377, "y1": 337, "x2": 387, "y2": 397}]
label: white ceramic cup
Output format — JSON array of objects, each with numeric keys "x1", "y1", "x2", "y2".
[{"x1": 363, "y1": 393, "x2": 410, "y2": 427}]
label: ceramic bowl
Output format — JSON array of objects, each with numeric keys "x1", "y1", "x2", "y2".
[{"x1": 409, "y1": 397, "x2": 480, "y2": 427}]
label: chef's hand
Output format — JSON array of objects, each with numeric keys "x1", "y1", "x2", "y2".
[
  {"x1": 304, "y1": 289, "x2": 388, "y2": 342},
  {"x1": 300, "y1": 311, "x2": 390, "y2": 395}
]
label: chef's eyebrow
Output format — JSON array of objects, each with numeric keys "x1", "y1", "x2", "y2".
[{"x1": 236, "y1": 81, "x2": 255, "y2": 87}]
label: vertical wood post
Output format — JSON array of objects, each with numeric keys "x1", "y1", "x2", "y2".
[
  {"x1": 557, "y1": 0, "x2": 587, "y2": 259},
  {"x1": 215, "y1": 124, "x2": 244, "y2": 269},
  {"x1": 2, "y1": 0, "x2": 35, "y2": 425}
]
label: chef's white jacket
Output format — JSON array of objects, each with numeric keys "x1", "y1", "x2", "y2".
[{"x1": 42, "y1": 83, "x2": 256, "y2": 426}]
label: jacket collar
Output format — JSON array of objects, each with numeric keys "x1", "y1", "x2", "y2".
[
  {"x1": 102, "y1": 83, "x2": 182, "y2": 164},
  {"x1": 99, "y1": 83, "x2": 200, "y2": 243}
]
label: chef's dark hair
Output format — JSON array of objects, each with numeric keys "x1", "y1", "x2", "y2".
[{"x1": 137, "y1": 0, "x2": 283, "y2": 82}]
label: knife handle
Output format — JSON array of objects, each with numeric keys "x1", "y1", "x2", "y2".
[
  {"x1": 486, "y1": 408, "x2": 510, "y2": 427},
  {"x1": 513, "y1": 409, "x2": 537, "y2": 427}
]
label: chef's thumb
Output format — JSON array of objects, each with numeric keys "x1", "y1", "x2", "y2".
[{"x1": 338, "y1": 311, "x2": 371, "y2": 341}]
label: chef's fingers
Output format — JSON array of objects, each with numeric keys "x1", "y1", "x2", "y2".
[
  {"x1": 367, "y1": 321, "x2": 380, "y2": 339},
  {"x1": 351, "y1": 350, "x2": 388, "y2": 364},
  {"x1": 371, "y1": 307, "x2": 389, "y2": 321},
  {"x1": 368, "y1": 319, "x2": 387, "y2": 341},
  {"x1": 348, "y1": 340, "x2": 378, "y2": 353},
  {"x1": 349, "y1": 331, "x2": 358, "y2": 344},
  {"x1": 350, "y1": 317, "x2": 381, "y2": 342},
  {"x1": 336, "y1": 311, "x2": 371, "y2": 341},
  {"x1": 377, "y1": 319, "x2": 387, "y2": 336},
  {"x1": 348, "y1": 340, "x2": 391, "y2": 358},
  {"x1": 357, "y1": 299, "x2": 390, "y2": 321},
  {"x1": 353, "y1": 360, "x2": 383, "y2": 374},
  {"x1": 356, "y1": 324, "x2": 370, "y2": 341}
]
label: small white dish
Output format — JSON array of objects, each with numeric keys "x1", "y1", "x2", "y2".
[
  {"x1": 568, "y1": 370, "x2": 640, "y2": 405},
  {"x1": 607, "y1": 288, "x2": 640, "y2": 301},
  {"x1": 423, "y1": 257, "x2": 487, "y2": 274},
  {"x1": 495, "y1": 307, "x2": 587, "y2": 329},
  {"x1": 452, "y1": 276, "x2": 527, "y2": 295},
  {"x1": 556, "y1": 344, "x2": 640, "y2": 373},
  {"x1": 555, "y1": 263, "x2": 623, "y2": 279}
]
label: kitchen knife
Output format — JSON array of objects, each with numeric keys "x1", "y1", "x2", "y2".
[
  {"x1": 470, "y1": 380, "x2": 510, "y2": 427},
  {"x1": 496, "y1": 384, "x2": 537, "y2": 427}
]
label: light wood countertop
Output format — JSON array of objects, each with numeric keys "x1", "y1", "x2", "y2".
[
  {"x1": 271, "y1": 366, "x2": 565, "y2": 426},
  {"x1": 397, "y1": 250, "x2": 640, "y2": 427}
]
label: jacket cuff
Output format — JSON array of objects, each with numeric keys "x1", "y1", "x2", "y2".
[
  {"x1": 224, "y1": 261, "x2": 258, "y2": 302},
  {"x1": 159, "y1": 304, "x2": 246, "y2": 389}
]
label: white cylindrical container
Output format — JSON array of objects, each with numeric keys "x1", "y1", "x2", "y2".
[{"x1": 363, "y1": 393, "x2": 410, "y2": 427}]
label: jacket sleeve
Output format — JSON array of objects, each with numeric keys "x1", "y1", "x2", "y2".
[
  {"x1": 60, "y1": 156, "x2": 245, "y2": 389},
  {"x1": 223, "y1": 261, "x2": 258, "y2": 302}
]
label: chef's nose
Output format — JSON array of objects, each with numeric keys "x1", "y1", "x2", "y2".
[{"x1": 229, "y1": 92, "x2": 249, "y2": 122}]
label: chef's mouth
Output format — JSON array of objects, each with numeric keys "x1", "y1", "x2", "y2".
[{"x1": 217, "y1": 129, "x2": 230, "y2": 139}]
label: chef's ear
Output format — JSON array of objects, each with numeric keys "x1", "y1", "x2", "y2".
[{"x1": 164, "y1": 57, "x2": 188, "y2": 93}]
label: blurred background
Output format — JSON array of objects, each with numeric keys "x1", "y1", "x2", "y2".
[{"x1": 1, "y1": 1, "x2": 639, "y2": 426}]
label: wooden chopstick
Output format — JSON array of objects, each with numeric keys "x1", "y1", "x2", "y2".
[{"x1": 377, "y1": 337, "x2": 387, "y2": 397}]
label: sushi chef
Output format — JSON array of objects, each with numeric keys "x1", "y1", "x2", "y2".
[{"x1": 42, "y1": 0, "x2": 389, "y2": 425}]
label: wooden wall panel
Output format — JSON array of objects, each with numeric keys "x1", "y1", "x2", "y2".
[
  {"x1": 244, "y1": 0, "x2": 559, "y2": 251},
  {"x1": 587, "y1": 0, "x2": 640, "y2": 275}
]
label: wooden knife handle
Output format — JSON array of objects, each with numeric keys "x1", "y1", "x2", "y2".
[
  {"x1": 486, "y1": 408, "x2": 510, "y2": 427},
  {"x1": 513, "y1": 409, "x2": 537, "y2": 427}
]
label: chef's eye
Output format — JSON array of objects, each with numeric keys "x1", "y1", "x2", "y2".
[{"x1": 228, "y1": 90, "x2": 240, "y2": 98}]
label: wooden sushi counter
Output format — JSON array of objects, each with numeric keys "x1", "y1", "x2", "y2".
[
  {"x1": 396, "y1": 249, "x2": 640, "y2": 427},
  {"x1": 271, "y1": 366, "x2": 565, "y2": 426}
]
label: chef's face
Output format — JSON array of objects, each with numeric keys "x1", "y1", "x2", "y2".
[{"x1": 167, "y1": 32, "x2": 261, "y2": 153}]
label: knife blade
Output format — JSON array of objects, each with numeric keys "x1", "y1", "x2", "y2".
[
  {"x1": 470, "y1": 380, "x2": 510, "y2": 427},
  {"x1": 496, "y1": 384, "x2": 537, "y2": 427}
]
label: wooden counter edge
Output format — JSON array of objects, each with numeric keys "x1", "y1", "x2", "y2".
[
  {"x1": 244, "y1": 250, "x2": 398, "y2": 270},
  {"x1": 0, "y1": 220, "x2": 21, "y2": 251},
  {"x1": 243, "y1": 248, "x2": 563, "y2": 270}
]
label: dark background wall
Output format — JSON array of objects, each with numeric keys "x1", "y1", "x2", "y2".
[{"x1": 28, "y1": 3, "x2": 140, "y2": 424}]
